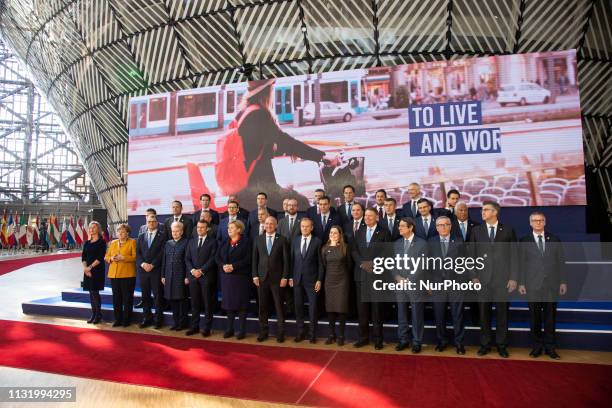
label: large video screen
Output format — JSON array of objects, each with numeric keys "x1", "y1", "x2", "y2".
[{"x1": 127, "y1": 50, "x2": 585, "y2": 215}]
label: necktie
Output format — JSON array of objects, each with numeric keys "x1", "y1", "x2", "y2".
[
  {"x1": 322, "y1": 214, "x2": 327, "y2": 226},
  {"x1": 404, "y1": 239, "x2": 410, "y2": 253},
  {"x1": 289, "y1": 217, "x2": 294, "y2": 231},
  {"x1": 460, "y1": 222, "x2": 466, "y2": 240},
  {"x1": 423, "y1": 218, "x2": 429, "y2": 236},
  {"x1": 354, "y1": 220, "x2": 359, "y2": 233},
  {"x1": 347, "y1": 203, "x2": 352, "y2": 216},
  {"x1": 489, "y1": 226, "x2": 495, "y2": 242},
  {"x1": 198, "y1": 237, "x2": 203, "y2": 248},
  {"x1": 174, "y1": 217, "x2": 179, "y2": 222},
  {"x1": 411, "y1": 200, "x2": 417, "y2": 216},
  {"x1": 147, "y1": 232, "x2": 152, "y2": 248},
  {"x1": 301, "y1": 237, "x2": 308, "y2": 257},
  {"x1": 538, "y1": 235, "x2": 544, "y2": 254},
  {"x1": 388, "y1": 217, "x2": 394, "y2": 233},
  {"x1": 267, "y1": 236, "x2": 273, "y2": 254},
  {"x1": 378, "y1": 207, "x2": 384, "y2": 219},
  {"x1": 366, "y1": 228, "x2": 373, "y2": 246},
  {"x1": 441, "y1": 239, "x2": 448, "y2": 257}
]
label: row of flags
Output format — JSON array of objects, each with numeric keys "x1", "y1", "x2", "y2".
[{"x1": 0, "y1": 212, "x2": 105, "y2": 248}]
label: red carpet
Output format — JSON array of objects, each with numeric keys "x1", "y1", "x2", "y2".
[
  {"x1": 0, "y1": 320, "x2": 610, "y2": 407},
  {"x1": 0, "y1": 253, "x2": 80, "y2": 276}
]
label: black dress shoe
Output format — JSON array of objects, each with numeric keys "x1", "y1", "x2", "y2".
[
  {"x1": 154, "y1": 321, "x2": 163, "y2": 329},
  {"x1": 374, "y1": 341, "x2": 384, "y2": 350},
  {"x1": 112, "y1": 321, "x2": 122, "y2": 327},
  {"x1": 201, "y1": 329, "x2": 211, "y2": 337},
  {"x1": 529, "y1": 346, "x2": 543, "y2": 358},
  {"x1": 456, "y1": 345, "x2": 466, "y2": 355},
  {"x1": 337, "y1": 337, "x2": 345, "y2": 346},
  {"x1": 257, "y1": 333, "x2": 268, "y2": 342},
  {"x1": 395, "y1": 342, "x2": 409, "y2": 352},
  {"x1": 325, "y1": 335, "x2": 336, "y2": 345},
  {"x1": 411, "y1": 344, "x2": 422, "y2": 354},
  {"x1": 277, "y1": 335, "x2": 285, "y2": 343},
  {"x1": 353, "y1": 339, "x2": 369, "y2": 348},
  {"x1": 122, "y1": 322, "x2": 131, "y2": 328},
  {"x1": 87, "y1": 315, "x2": 95, "y2": 324},
  {"x1": 236, "y1": 332, "x2": 246, "y2": 340},
  {"x1": 477, "y1": 346, "x2": 490, "y2": 356},
  {"x1": 223, "y1": 330, "x2": 234, "y2": 338},
  {"x1": 435, "y1": 343, "x2": 447, "y2": 352},
  {"x1": 546, "y1": 349, "x2": 561, "y2": 360},
  {"x1": 169, "y1": 325, "x2": 179, "y2": 331},
  {"x1": 497, "y1": 346, "x2": 509, "y2": 358},
  {"x1": 93, "y1": 315, "x2": 102, "y2": 324},
  {"x1": 294, "y1": 333, "x2": 305, "y2": 343},
  {"x1": 309, "y1": 337, "x2": 317, "y2": 344},
  {"x1": 139, "y1": 320, "x2": 152, "y2": 329},
  {"x1": 185, "y1": 328, "x2": 199, "y2": 336}
]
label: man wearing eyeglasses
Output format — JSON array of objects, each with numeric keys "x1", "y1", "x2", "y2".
[{"x1": 518, "y1": 212, "x2": 566, "y2": 360}]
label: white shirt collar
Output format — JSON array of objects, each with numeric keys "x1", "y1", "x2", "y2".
[
  {"x1": 533, "y1": 231, "x2": 545, "y2": 240},
  {"x1": 404, "y1": 233, "x2": 414, "y2": 243}
]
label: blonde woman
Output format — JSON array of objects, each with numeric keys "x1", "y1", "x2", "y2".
[
  {"x1": 105, "y1": 224, "x2": 137, "y2": 327},
  {"x1": 81, "y1": 221, "x2": 106, "y2": 324}
]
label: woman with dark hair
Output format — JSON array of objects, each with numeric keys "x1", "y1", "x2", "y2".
[
  {"x1": 216, "y1": 220, "x2": 252, "y2": 339},
  {"x1": 322, "y1": 225, "x2": 351, "y2": 346},
  {"x1": 234, "y1": 78, "x2": 339, "y2": 210},
  {"x1": 82, "y1": 221, "x2": 106, "y2": 324}
]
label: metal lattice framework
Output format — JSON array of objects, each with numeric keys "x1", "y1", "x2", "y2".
[{"x1": 0, "y1": 0, "x2": 609, "y2": 226}]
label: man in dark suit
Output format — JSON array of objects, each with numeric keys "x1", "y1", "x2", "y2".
[
  {"x1": 352, "y1": 207, "x2": 391, "y2": 350},
  {"x1": 252, "y1": 216, "x2": 290, "y2": 343},
  {"x1": 248, "y1": 207, "x2": 269, "y2": 240},
  {"x1": 400, "y1": 182, "x2": 424, "y2": 219},
  {"x1": 393, "y1": 217, "x2": 428, "y2": 353},
  {"x1": 185, "y1": 220, "x2": 218, "y2": 337},
  {"x1": 428, "y1": 216, "x2": 471, "y2": 354},
  {"x1": 344, "y1": 202, "x2": 365, "y2": 244},
  {"x1": 518, "y1": 211, "x2": 566, "y2": 360},
  {"x1": 136, "y1": 215, "x2": 166, "y2": 328},
  {"x1": 248, "y1": 192, "x2": 278, "y2": 231},
  {"x1": 470, "y1": 201, "x2": 519, "y2": 358},
  {"x1": 193, "y1": 210, "x2": 217, "y2": 239},
  {"x1": 336, "y1": 184, "x2": 356, "y2": 226},
  {"x1": 289, "y1": 218, "x2": 324, "y2": 343},
  {"x1": 217, "y1": 200, "x2": 244, "y2": 243},
  {"x1": 452, "y1": 201, "x2": 478, "y2": 241},
  {"x1": 192, "y1": 193, "x2": 219, "y2": 226},
  {"x1": 373, "y1": 189, "x2": 387, "y2": 220},
  {"x1": 220, "y1": 195, "x2": 249, "y2": 221},
  {"x1": 164, "y1": 200, "x2": 194, "y2": 239},
  {"x1": 139, "y1": 208, "x2": 166, "y2": 235},
  {"x1": 381, "y1": 197, "x2": 401, "y2": 241},
  {"x1": 436, "y1": 189, "x2": 461, "y2": 218},
  {"x1": 312, "y1": 195, "x2": 340, "y2": 244},
  {"x1": 306, "y1": 189, "x2": 336, "y2": 219},
  {"x1": 414, "y1": 198, "x2": 438, "y2": 239},
  {"x1": 277, "y1": 198, "x2": 302, "y2": 242}
]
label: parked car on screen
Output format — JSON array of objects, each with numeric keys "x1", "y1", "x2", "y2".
[
  {"x1": 303, "y1": 102, "x2": 353, "y2": 124},
  {"x1": 497, "y1": 83, "x2": 551, "y2": 106}
]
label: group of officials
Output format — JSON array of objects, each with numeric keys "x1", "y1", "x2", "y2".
[{"x1": 80, "y1": 183, "x2": 567, "y2": 360}]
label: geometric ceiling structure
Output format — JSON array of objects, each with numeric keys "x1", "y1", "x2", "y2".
[{"x1": 0, "y1": 0, "x2": 610, "y2": 226}]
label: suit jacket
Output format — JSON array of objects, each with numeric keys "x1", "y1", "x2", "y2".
[
  {"x1": 192, "y1": 224, "x2": 217, "y2": 239},
  {"x1": 312, "y1": 211, "x2": 341, "y2": 244},
  {"x1": 192, "y1": 208, "x2": 220, "y2": 226},
  {"x1": 469, "y1": 222, "x2": 518, "y2": 286},
  {"x1": 138, "y1": 223, "x2": 166, "y2": 236},
  {"x1": 336, "y1": 202, "x2": 356, "y2": 226},
  {"x1": 164, "y1": 215, "x2": 194, "y2": 239},
  {"x1": 452, "y1": 218, "x2": 479, "y2": 242},
  {"x1": 252, "y1": 233, "x2": 290, "y2": 282},
  {"x1": 351, "y1": 224, "x2": 391, "y2": 281},
  {"x1": 277, "y1": 213, "x2": 303, "y2": 241},
  {"x1": 393, "y1": 235, "x2": 428, "y2": 280},
  {"x1": 185, "y1": 235, "x2": 218, "y2": 282},
  {"x1": 248, "y1": 220, "x2": 265, "y2": 241},
  {"x1": 217, "y1": 216, "x2": 248, "y2": 243},
  {"x1": 221, "y1": 208, "x2": 249, "y2": 222},
  {"x1": 400, "y1": 199, "x2": 423, "y2": 219},
  {"x1": 161, "y1": 238, "x2": 189, "y2": 300},
  {"x1": 343, "y1": 218, "x2": 365, "y2": 245},
  {"x1": 519, "y1": 232, "x2": 566, "y2": 290},
  {"x1": 414, "y1": 214, "x2": 438, "y2": 240},
  {"x1": 427, "y1": 235, "x2": 470, "y2": 280},
  {"x1": 136, "y1": 229, "x2": 166, "y2": 275},
  {"x1": 290, "y1": 235, "x2": 324, "y2": 285},
  {"x1": 379, "y1": 214, "x2": 401, "y2": 241}
]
